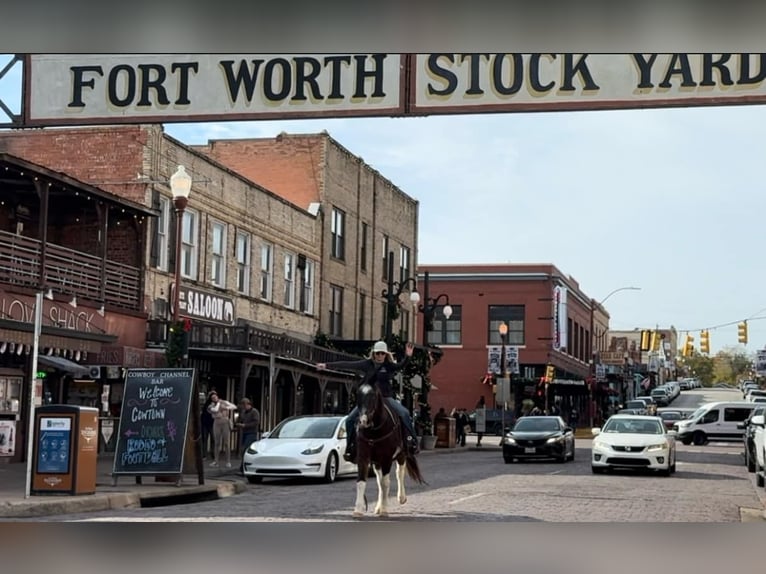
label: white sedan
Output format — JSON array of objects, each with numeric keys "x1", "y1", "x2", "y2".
[
  {"x1": 242, "y1": 415, "x2": 357, "y2": 484},
  {"x1": 591, "y1": 414, "x2": 677, "y2": 476}
]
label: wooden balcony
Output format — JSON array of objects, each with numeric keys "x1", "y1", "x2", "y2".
[
  {"x1": 146, "y1": 319, "x2": 361, "y2": 364},
  {"x1": 0, "y1": 230, "x2": 141, "y2": 310}
]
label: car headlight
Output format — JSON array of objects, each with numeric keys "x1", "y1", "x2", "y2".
[
  {"x1": 246, "y1": 445, "x2": 258, "y2": 455},
  {"x1": 593, "y1": 440, "x2": 610, "y2": 450},
  {"x1": 647, "y1": 442, "x2": 668, "y2": 452},
  {"x1": 301, "y1": 444, "x2": 324, "y2": 455},
  {"x1": 546, "y1": 436, "x2": 564, "y2": 444},
  {"x1": 504, "y1": 437, "x2": 517, "y2": 445}
]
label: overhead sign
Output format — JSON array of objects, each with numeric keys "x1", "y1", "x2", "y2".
[
  {"x1": 24, "y1": 54, "x2": 406, "y2": 125},
  {"x1": 552, "y1": 285, "x2": 568, "y2": 352},
  {"x1": 22, "y1": 54, "x2": 766, "y2": 126}
]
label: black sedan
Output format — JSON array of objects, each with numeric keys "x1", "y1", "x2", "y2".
[{"x1": 502, "y1": 416, "x2": 575, "y2": 464}]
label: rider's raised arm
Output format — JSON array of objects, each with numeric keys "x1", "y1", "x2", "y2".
[{"x1": 391, "y1": 355, "x2": 410, "y2": 371}]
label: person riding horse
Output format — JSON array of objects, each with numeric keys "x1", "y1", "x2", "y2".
[{"x1": 317, "y1": 340, "x2": 419, "y2": 463}]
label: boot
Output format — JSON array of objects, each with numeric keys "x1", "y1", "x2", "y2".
[{"x1": 407, "y1": 435, "x2": 420, "y2": 456}]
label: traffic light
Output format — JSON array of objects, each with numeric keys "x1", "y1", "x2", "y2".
[
  {"x1": 682, "y1": 334, "x2": 694, "y2": 357},
  {"x1": 544, "y1": 364, "x2": 555, "y2": 382},
  {"x1": 640, "y1": 330, "x2": 651, "y2": 352},
  {"x1": 650, "y1": 330, "x2": 661, "y2": 352},
  {"x1": 699, "y1": 330, "x2": 710, "y2": 354},
  {"x1": 738, "y1": 321, "x2": 748, "y2": 345}
]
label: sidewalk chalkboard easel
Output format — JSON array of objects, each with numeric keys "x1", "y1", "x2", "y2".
[{"x1": 111, "y1": 368, "x2": 197, "y2": 487}]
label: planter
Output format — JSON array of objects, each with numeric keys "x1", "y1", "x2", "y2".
[{"x1": 421, "y1": 435, "x2": 438, "y2": 450}]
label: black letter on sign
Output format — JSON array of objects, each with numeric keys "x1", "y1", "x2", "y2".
[
  {"x1": 459, "y1": 54, "x2": 490, "y2": 95},
  {"x1": 69, "y1": 66, "x2": 103, "y2": 108},
  {"x1": 632, "y1": 54, "x2": 658, "y2": 88},
  {"x1": 137, "y1": 64, "x2": 170, "y2": 107},
  {"x1": 353, "y1": 54, "x2": 386, "y2": 98},
  {"x1": 427, "y1": 54, "x2": 457, "y2": 96},
  {"x1": 263, "y1": 58, "x2": 292, "y2": 101},
  {"x1": 108, "y1": 65, "x2": 136, "y2": 107},
  {"x1": 171, "y1": 62, "x2": 198, "y2": 105},
  {"x1": 738, "y1": 54, "x2": 766, "y2": 85},
  {"x1": 659, "y1": 54, "x2": 697, "y2": 88},
  {"x1": 561, "y1": 54, "x2": 599, "y2": 91},
  {"x1": 323, "y1": 56, "x2": 352, "y2": 100},
  {"x1": 701, "y1": 54, "x2": 733, "y2": 87},
  {"x1": 529, "y1": 54, "x2": 556, "y2": 93},
  {"x1": 493, "y1": 54, "x2": 524, "y2": 95},
  {"x1": 292, "y1": 57, "x2": 323, "y2": 101},
  {"x1": 220, "y1": 59, "x2": 264, "y2": 102}
]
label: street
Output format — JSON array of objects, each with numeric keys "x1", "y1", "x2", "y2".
[{"x1": 17, "y1": 388, "x2": 766, "y2": 522}]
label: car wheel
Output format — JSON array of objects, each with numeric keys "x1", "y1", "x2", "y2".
[
  {"x1": 746, "y1": 445, "x2": 756, "y2": 473},
  {"x1": 504, "y1": 455, "x2": 514, "y2": 464},
  {"x1": 757, "y1": 471, "x2": 765, "y2": 488},
  {"x1": 591, "y1": 465, "x2": 604, "y2": 474},
  {"x1": 247, "y1": 475, "x2": 263, "y2": 484},
  {"x1": 658, "y1": 466, "x2": 671, "y2": 477},
  {"x1": 692, "y1": 431, "x2": 707, "y2": 446},
  {"x1": 681, "y1": 438, "x2": 692, "y2": 446},
  {"x1": 324, "y1": 452, "x2": 339, "y2": 483}
]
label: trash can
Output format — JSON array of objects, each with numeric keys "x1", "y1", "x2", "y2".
[
  {"x1": 32, "y1": 405, "x2": 99, "y2": 496},
  {"x1": 435, "y1": 416, "x2": 456, "y2": 448}
]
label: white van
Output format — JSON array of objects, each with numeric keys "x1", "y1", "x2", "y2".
[{"x1": 674, "y1": 401, "x2": 757, "y2": 445}]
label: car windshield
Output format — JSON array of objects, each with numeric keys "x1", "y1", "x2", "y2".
[
  {"x1": 513, "y1": 417, "x2": 561, "y2": 432},
  {"x1": 269, "y1": 417, "x2": 340, "y2": 439},
  {"x1": 602, "y1": 418, "x2": 664, "y2": 434},
  {"x1": 660, "y1": 412, "x2": 681, "y2": 420}
]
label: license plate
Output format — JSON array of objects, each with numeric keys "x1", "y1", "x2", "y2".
[{"x1": 524, "y1": 447, "x2": 536, "y2": 454}]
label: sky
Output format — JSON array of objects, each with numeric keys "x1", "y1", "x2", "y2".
[{"x1": 1, "y1": 55, "x2": 765, "y2": 355}]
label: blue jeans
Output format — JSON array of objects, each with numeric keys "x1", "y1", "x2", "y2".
[{"x1": 346, "y1": 398, "x2": 416, "y2": 443}]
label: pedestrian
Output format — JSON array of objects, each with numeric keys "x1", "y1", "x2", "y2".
[
  {"x1": 569, "y1": 408, "x2": 579, "y2": 432},
  {"x1": 207, "y1": 391, "x2": 236, "y2": 469},
  {"x1": 475, "y1": 395, "x2": 486, "y2": 447},
  {"x1": 201, "y1": 391, "x2": 215, "y2": 459},
  {"x1": 317, "y1": 340, "x2": 419, "y2": 463},
  {"x1": 236, "y1": 398, "x2": 260, "y2": 473}
]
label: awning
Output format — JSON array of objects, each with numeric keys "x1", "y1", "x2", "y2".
[{"x1": 38, "y1": 355, "x2": 90, "y2": 377}]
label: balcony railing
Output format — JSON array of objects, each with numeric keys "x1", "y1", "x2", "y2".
[
  {"x1": 146, "y1": 319, "x2": 361, "y2": 364},
  {"x1": 0, "y1": 230, "x2": 141, "y2": 310}
]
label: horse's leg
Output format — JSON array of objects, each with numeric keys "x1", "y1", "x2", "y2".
[
  {"x1": 353, "y1": 462, "x2": 368, "y2": 517},
  {"x1": 374, "y1": 461, "x2": 393, "y2": 516},
  {"x1": 396, "y1": 456, "x2": 407, "y2": 505}
]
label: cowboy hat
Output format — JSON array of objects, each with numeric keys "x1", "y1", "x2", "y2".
[{"x1": 368, "y1": 340, "x2": 394, "y2": 360}]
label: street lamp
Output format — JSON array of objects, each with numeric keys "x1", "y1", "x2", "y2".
[
  {"x1": 170, "y1": 165, "x2": 192, "y2": 325},
  {"x1": 588, "y1": 286, "x2": 640, "y2": 428},
  {"x1": 415, "y1": 270, "x2": 452, "y2": 422},
  {"x1": 381, "y1": 250, "x2": 420, "y2": 346},
  {"x1": 498, "y1": 322, "x2": 509, "y2": 434}
]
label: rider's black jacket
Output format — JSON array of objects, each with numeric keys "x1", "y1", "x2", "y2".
[{"x1": 323, "y1": 356, "x2": 409, "y2": 398}]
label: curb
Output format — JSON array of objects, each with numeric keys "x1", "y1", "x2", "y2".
[{"x1": 0, "y1": 478, "x2": 248, "y2": 519}]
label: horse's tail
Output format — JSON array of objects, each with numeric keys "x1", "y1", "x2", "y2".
[{"x1": 404, "y1": 453, "x2": 428, "y2": 485}]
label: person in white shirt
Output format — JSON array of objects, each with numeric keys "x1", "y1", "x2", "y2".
[{"x1": 207, "y1": 391, "x2": 236, "y2": 468}]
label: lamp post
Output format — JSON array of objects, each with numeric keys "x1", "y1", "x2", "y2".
[
  {"x1": 170, "y1": 165, "x2": 192, "y2": 326},
  {"x1": 416, "y1": 270, "x2": 452, "y2": 424},
  {"x1": 381, "y1": 250, "x2": 420, "y2": 346},
  {"x1": 498, "y1": 321, "x2": 508, "y2": 435},
  {"x1": 588, "y1": 286, "x2": 640, "y2": 428}
]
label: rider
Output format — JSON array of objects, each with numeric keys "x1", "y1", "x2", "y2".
[{"x1": 317, "y1": 340, "x2": 419, "y2": 463}]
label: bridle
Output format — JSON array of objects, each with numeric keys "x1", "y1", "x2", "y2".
[{"x1": 357, "y1": 384, "x2": 400, "y2": 445}]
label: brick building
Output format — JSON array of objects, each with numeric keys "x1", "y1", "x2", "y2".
[{"x1": 416, "y1": 263, "x2": 604, "y2": 426}]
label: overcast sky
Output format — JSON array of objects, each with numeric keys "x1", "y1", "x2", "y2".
[{"x1": 1, "y1": 55, "x2": 764, "y2": 356}]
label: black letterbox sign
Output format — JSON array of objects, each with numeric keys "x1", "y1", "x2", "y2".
[{"x1": 112, "y1": 368, "x2": 195, "y2": 475}]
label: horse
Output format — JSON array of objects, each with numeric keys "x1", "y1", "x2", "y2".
[{"x1": 352, "y1": 383, "x2": 426, "y2": 517}]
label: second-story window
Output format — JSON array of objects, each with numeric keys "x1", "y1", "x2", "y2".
[
  {"x1": 235, "y1": 231, "x2": 251, "y2": 295},
  {"x1": 399, "y1": 245, "x2": 411, "y2": 283},
  {"x1": 331, "y1": 207, "x2": 345, "y2": 260},
  {"x1": 283, "y1": 252, "x2": 295, "y2": 308},
  {"x1": 211, "y1": 221, "x2": 227, "y2": 288},
  {"x1": 181, "y1": 208, "x2": 199, "y2": 280},
  {"x1": 155, "y1": 196, "x2": 170, "y2": 271},
  {"x1": 382, "y1": 235, "x2": 390, "y2": 280},
  {"x1": 299, "y1": 258, "x2": 314, "y2": 315},
  {"x1": 360, "y1": 222, "x2": 368, "y2": 272},
  {"x1": 329, "y1": 285, "x2": 343, "y2": 337},
  {"x1": 260, "y1": 243, "x2": 273, "y2": 301}
]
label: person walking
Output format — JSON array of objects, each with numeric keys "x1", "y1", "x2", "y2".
[
  {"x1": 201, "y1": 392, "x2": 215, "y2": 459},
  {"x1": 236, "y1": 398, "x2": 260, "y2": 473},
  {"x1": 207, "y1": 391, "x2": 236, "y2": 469},
  {"x1": 475, "y1": 395, "x2": 486, "y2": 447}
]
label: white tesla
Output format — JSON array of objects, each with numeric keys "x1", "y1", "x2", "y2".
[
  {"x1": 591, "y1": 414, "x2": 677, "y2": 476},
  {"x1": 242, "y1": 415, "x2": 357, "y2": 484}
]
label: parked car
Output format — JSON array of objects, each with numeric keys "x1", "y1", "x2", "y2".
[
  {"x1": 591, "y1": 414, "x2": 677, "y2": 476},
  {"x1": 658, "y1": 410, "x2": 685, "y2": 430},
  {"x1": 738, "y1": 406, "x2": 766, "y2": 472},
  {"x1": 636, "y1": 396, "x2": 658, "y2": 415},
  {"x1": 502, "y1": 416, "x2": 575, "y2": 464},
  {"x1": 468, "y1": 408, "x2": 515, "y2": 436},
  {"x1": 624, "y1": 400, "x2": 649, "y2": 415},
  {"x1": 651, "y1": 388, "x2": 670, "y2": 407},
  {"x1": 242, "y1": 415, "x2": 356, "y2": 484},
  {"x1": 752, "y1": 414, "x2": 766, "y2": 487}
]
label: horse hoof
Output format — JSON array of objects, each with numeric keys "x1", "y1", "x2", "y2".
[
  {"x1": 398, "y1": 496, "x2": 407, "y2": 505},
  {"x1": 352, "y1": 510, "x2": 365, "y2": 518}
]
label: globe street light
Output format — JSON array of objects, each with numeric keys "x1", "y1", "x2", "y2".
[
  {"x1": 170, "y1": 165, "x2": 192, "y2": 325},
  {"x1": 381, "y1": 250, "x2": 420, "y2": 346}
]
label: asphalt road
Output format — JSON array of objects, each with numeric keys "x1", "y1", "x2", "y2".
[{"x1": 22, "y1": 387, "x2": 766, "y2": 522}]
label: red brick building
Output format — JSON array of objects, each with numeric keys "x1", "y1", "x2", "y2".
[{"x1": 417, "y1": 264, "x2": 603, "y2": 423}]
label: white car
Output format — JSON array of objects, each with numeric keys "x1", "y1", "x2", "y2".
[
  {"x1": 751, "y1": 414, "x2": 766, "y2": 487},
  {"x1": 242, "y1": 415, "x2": 357, "y2": 484},
  {"x1": 591, "y1": 414, "x2": 677, "y2": 476}
]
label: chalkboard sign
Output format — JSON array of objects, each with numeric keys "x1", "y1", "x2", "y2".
[{"x1": 112, "y1": 368, "x2": 195, "y2": 475}]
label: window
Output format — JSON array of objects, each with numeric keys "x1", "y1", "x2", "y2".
[
  {"x1": 358, "y1": 292, "x2": 367, "y2": 338},
  {"x1": 299, "y1": 258, "x2": 314, "y2": 314},
  {"x1": 382, "y1": 235, "x2": 390, "y2": 280},
  {"x1": 700, "y1": 410, "x2": 719, "y2": 424},
  {"x1": 360, "y1": 222, "x2": 368, "y2": 272},
  {"x1": 260, "y1": 243, "x2": 273, "y2": 301},
  {"x1": 180, "y1": 208, "x2": 199, "y2": 280},
  {"x1": 211, "y1": 221, "x2": 227, "y2": 287},
  {"x1": 154, "y1": 196, "x2": 170, "y2": 271},
  {"x1": 331, "y1": 207, "x2": 345, "y2": 260},
  {"x1": 329, "y1": 285, "x2": 343, "y2": 337},
  {"x1": 399, "y1": 245, "x2": 411, "y2": 283},
  {"x1": 428, "y1": 304, "x2": 462, "y2": 345},
  {"x1": 283, "y1": 253, "x2": 295, "y2": 308},
  {"x1": 488, "y1": 305, "x2": 525, "y2": 345},
  {"x1": 724, "y1": 408, "x2": 752, "y2": 422},
  {"x1": 235, "y1": 231, "x2": 251, "y2": 295}
]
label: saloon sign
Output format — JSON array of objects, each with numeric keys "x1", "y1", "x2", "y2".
[
  {"x1": 177, "y1": 286, "x2": 235, "y2": 326},
  {"x1": 20, "y1": 53, "x2": 766, "y2": 126}
]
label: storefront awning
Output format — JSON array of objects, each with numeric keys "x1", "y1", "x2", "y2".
[{"x1": 38, "y1": 355, "x2": 90, "y2": 377}]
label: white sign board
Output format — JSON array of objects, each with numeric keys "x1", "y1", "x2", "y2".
[
  {"x1": 487, "y1": 346, "x2": 520, "y2": 375},
  {"x1": 756, "y1": 350, "x2": 766, "y2": 376}
]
